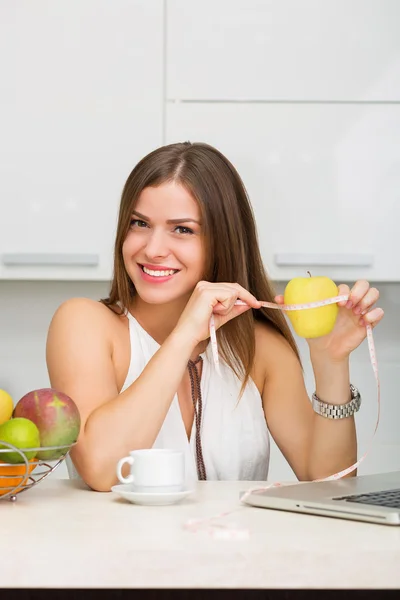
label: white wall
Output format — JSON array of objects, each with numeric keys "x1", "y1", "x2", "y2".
[{"x1": 1, "y1": 279, "x2": 398, "y2": 481}]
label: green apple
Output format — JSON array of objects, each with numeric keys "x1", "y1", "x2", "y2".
[
  {"x1": 0, "y1": 417, "x2": 40, "y2": 464},
  {"x1": 283, "y1": 275, "x2": 339, "y2": 338}
]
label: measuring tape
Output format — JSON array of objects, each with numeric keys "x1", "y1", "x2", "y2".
[{"x1": 184, "y1": 294, "x2": 380, "y2": 538}]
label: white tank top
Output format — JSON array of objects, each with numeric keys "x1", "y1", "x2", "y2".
[{"x1": 67, "y1": 311, "x2": 270, "y2": 486}]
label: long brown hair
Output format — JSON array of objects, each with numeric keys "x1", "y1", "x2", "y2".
[{"x1": 101, "y1": 142, "x2": 301, "y2": 392}]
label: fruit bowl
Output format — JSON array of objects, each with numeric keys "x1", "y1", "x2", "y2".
[{"x1": 0, "y1": 440, "x2": 75, "y2": 501}]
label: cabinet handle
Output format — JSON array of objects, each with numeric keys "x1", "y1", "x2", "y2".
[
  {"x1": 2, "y1": 253, "x2": 99, "y2": 267},
  {"x1": 274, "y1": 253, "x2": 373, "y2": 267}
]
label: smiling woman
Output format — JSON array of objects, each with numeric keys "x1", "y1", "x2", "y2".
[{"x1": 45, "y1": 141, "x2": 384, "y2": 492}]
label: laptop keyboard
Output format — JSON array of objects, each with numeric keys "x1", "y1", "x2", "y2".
[{"x1": 334, "y1": 488, "x2": 400, "y2": 508}]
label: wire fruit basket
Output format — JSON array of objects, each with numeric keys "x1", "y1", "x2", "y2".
[{"x1": 0, "y1": 440, "x2": 75, "y2": 502}]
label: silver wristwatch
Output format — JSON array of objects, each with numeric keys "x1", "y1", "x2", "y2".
[{"x1": 312, "y1": 384, "x2": 361, "y2": 419}]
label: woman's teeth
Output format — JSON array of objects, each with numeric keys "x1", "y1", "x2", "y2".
[{"x1": 142, "y1": 266, "x2": 177, "y2": 277}]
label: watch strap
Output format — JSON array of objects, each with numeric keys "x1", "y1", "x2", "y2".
[{"x1": 312, "y1": 384, "x2": 361, "y2": 419}]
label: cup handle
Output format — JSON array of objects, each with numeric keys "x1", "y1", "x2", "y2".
[{"x1": 116, "y1": 456, "x2": 134, "y2": 484}]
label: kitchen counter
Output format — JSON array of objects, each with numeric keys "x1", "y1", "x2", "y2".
[{"x1": 1, "y1": 478, "x2": 399, "y2": 589}]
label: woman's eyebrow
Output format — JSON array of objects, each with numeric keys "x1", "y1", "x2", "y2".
[{"x1": 132, "y1": 210, "x2": 201, "y2": 225}]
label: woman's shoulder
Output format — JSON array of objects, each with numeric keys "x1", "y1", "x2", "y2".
[
  {"x1": 48, "y1": 297, "x2": 125, "y2": 342},
  {"x1": 51, "y1": 297, "x2": 120, "y2": 322},
  {"x1": 254, "y1": 319, "x2": 301, "y2": 381},
  {"x1": 254, "y1": 318, "x2": 293, "y2": 351},
  {"x1": 47, "y1": 298, "x2": 132, "y2": 397}
]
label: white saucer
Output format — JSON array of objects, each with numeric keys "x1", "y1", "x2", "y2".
[{"x1": 111, "y1": 484, "x2": 194, "y2": 506}]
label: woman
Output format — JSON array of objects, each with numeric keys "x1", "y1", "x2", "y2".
[{"x1": 46, "y1": 142, "x2": 384, "y2": 492}]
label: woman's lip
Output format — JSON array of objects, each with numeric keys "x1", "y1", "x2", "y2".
[
  {"x1": 139, "y1": 264, "x2": 180, "y2": 271},
  {"x1": 138, "y1": 264, "x2": 179, "y2": 283}
]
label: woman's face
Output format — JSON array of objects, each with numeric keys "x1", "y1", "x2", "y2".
[{"x1": 122, "y1": 181, "x2": 206, "y2": 305}]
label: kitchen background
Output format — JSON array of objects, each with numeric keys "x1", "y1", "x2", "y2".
[{"x1": 0, "y1": 0, "x2": 399, "y2": 481}]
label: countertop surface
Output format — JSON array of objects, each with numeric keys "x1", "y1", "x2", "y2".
[{"x1": 1, "y1": 477, "x2": 400, "y2": 589}]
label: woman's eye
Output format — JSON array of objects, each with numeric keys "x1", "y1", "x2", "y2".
[
  {"x1": 130, "y1": 219, "x2": 147, "y2": 228},
  {"x1": 175, "y1": 225, "x2": 194, "y2": 235}
]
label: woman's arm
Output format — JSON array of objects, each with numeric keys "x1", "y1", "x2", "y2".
[
  {"x1": 261, "y1": 279, "x2": 383, "y2": 481},
  {"x1": 46, "y1": 298, "x2": 196, "y2": 492},
  {"x1": 259, "y1": 325, "x2": 356, "y2": 481},
  {"x1": 46, "y1": 282, "x2": 259, "y2": 492},
  {"x1": 307, "y1": 352, "x2": 357, "y2": 479}
]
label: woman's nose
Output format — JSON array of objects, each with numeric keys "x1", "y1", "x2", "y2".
[{"x1": 144, "y1": 229, "x2": 169, "y2": 258}]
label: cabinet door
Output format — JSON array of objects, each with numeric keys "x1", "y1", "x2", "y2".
[
  {"x1": 167, "y1": 0, "x2": 400, "y2": 101},
  {"x1": 0, "y1": 0, "x2": 163, "y2": 280},
  {"x1": 166, "y1": 103, "x2": 399, "y2": 282}
]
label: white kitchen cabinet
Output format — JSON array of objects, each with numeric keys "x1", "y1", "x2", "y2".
[
  {"x1": 0, "y1": 0, "x2": 164, "y2": 280},
  {"x1": 166, "y1": 102, "x2": 399, "y2": 282},
  {"x1": 167, "y1": 0, "x2": 400, "y2": 101}
]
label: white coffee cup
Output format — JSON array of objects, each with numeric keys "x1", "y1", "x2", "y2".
[{"x1": 116, "y1": 449, "x2": 185, "y2": 492}]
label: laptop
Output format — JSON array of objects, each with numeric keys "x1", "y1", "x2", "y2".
[{"x1": 241, "y1": 470, "x2": 400, "y2": 525}]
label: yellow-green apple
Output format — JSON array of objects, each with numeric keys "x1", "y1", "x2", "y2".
[
  {"x1": 0, "y1": 417, "x2": 40, "y2": 463},
  {"x1": 283, "y1": 275, "x2": 339, "y2": 338}
]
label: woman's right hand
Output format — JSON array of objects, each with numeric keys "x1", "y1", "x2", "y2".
[{"x1": 173, "y1": 281, "x2": 261, "y2": 346}]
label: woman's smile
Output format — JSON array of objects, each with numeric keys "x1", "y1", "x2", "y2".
[{"x1": 138, "y1": 263, "x2": 181, "y2": 283}]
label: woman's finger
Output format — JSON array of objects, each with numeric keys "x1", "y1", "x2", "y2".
[
  {"x1": 337, "y1": 284, "x2": 351, "y2": 307},
  {"x1": 353, "y1": 287, "x2": 380, "y2": 315},
  {"x1": 347, "y1": 280, "x2": 370, "y2": 309},
  {"x1": 231, "y1": 283, "x2": 261, "y2": 309},
  {"x1": 360, "y1": 307, "x2": 384, "y2": 327},
  {"x1": 213, "y1": 298, "x2": 238, "y2": 314}
]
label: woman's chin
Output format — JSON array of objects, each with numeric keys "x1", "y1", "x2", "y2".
[
  {"x1": 132, "y1": 285, "x2": 176, "y2": 304},
  {"x1": 133, "y1": 285, "x2": 192, "y2": 307}
]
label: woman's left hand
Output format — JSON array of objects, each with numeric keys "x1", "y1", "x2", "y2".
[{"x1": 275, "y1": 280, "x2": 384, "y2": 362}]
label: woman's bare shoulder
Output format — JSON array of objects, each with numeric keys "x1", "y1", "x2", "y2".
[
  {"x1": 254, "y1": 319, "x2": 294, "y2": 352},
  {"x1": 46, "y1": 298, "x2": 128, "y2": 420},
  {"x1": 50, "y1": 297, "x2": 118, "y2": 321},
  {"x1": 47, "y1": 297, "x2": 127, "y2": 361},
  {"x1": 48, "y1": 297, "x2": 124, "y2": 335},
  {"x1": 254, "y1": 319, "x2": 300, "y2": 380}
]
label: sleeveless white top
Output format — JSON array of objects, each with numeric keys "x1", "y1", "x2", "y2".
[{"x1": 67, "y1": 311, "x2": 270, "y2": 486}]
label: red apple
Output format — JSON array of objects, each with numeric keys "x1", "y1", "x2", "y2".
[{"x1": 13, "y1": 388, "x2": 81, "y2": 460}]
